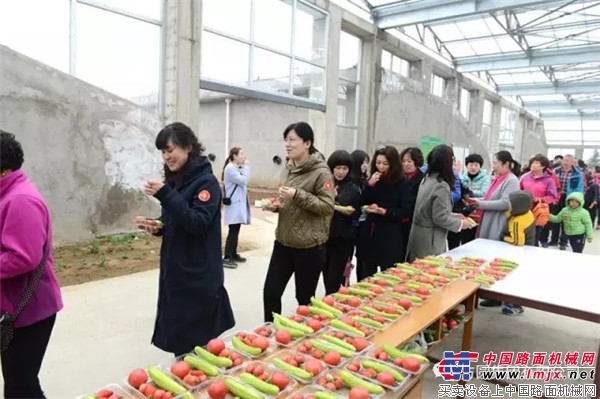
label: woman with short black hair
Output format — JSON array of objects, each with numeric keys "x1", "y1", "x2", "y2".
[{"x1": 1, "y1": 131, "x2": 63, "y2": 399}]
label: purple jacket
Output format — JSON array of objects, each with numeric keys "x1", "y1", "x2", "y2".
[
  {"x1": 1, "y1": 170, "x2": 63, "y2": 328},
  {"x1": 519, "y1": 171, "x2": 558, "y2": 208}
]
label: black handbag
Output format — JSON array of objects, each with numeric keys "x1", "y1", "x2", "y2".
[
  {"x1": 222, "y1": 184, "x2": 239, "y2": 206},
  {"x1": 0, "y1": 241, "x2": 50, "y2": 352}
]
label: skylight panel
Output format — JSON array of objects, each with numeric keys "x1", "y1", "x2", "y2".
[
  {"x1": 493, "y1": 36, "x2": 524, "y2": 53},
  {"x1": 430, "y1": 23, "x2": 465, "y2": 41},
  {"x1": 444, "y1": 41, "x2": 477, "y2": 57},
  {"x1": 470, "y1": 38, "x2": 501, "y2": 55},
  {"x1": 521, "y1": 94, "x2": 567, "y2": 102}
]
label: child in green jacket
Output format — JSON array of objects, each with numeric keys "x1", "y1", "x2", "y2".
[{"x1": 549, "y1": 192, "x2": 594, "y2": 253}]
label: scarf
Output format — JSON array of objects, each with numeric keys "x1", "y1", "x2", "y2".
[{"x1": 476, "y1": 171, "x2": 511, "y2": 237}]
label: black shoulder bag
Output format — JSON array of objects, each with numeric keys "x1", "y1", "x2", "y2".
[
  {"x1": 0, "y1": 241, "x2": 50, "y2": 352},
  {"x1": 222, "y1": 182, "x2": 239, "y2": 206}
]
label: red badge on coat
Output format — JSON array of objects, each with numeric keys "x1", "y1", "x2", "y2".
[
  {"x1": 198, "y1": 190, "x2": 211, "y2": 202},
  {"x1": 324, "y1": 181, "x2": 333, "y2": 190}
]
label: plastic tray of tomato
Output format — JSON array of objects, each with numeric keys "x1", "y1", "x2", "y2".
[
  {"x1": 196, "y1": 376, "x2": 266, "y2": 399},
  {"x1": 294, "y1": 339, "x2": 350, "y2": 368},
  {"x1": 314, "y1": 369, "x2": 384, "y2": 399},
  {"x1": 285, "y1": 313, "x2": 327, "y2": 335},
  {"x1": 366, "y1": 347, "x2": 429, "y2": 376},
  {"x1": 227, "y1": 360, "x2": 297, "y2": 398},
  {"x1": 220, "y1": 330, "x2": 275, "y2": 359},
  {"x1": 161, "y1": 354, "x2": 218, "y2": 390},
  {"x1": 345, "y1": 309, "x2": 390, "y2": 330},
  {"x1": 371, "y1": 294, "x2": 414, "y2": 314},
  {"x1": 266, "y1": 349, "x2": 329, "y2": 385},
  {"x1": 289, "y1": 385, "x2": 345, "y2": 398},
  {"x1": 318, "y1": 328, "x2": 373, "y2": 356},
  {"x1": 344, "y1": 356, "x2": 410, "y2": 392},
  {"x1": 327, "y1": 315, "x2": 376, "y2": 339},
  {"x1": 194, "y1": 340, "x2": 250, "y2": 374},
  {"x1": 252, "y1": 322, "x2": 276, "y2": 338},
  {"x1": 124, "y1": 368, "x2": 194, "y2": 399},
  {"x1": 295, "y1": 306, "x2": 334, "y2": 329},
  {"x1": 75, "y1": 383, "x2": 136, "y2": 399}
]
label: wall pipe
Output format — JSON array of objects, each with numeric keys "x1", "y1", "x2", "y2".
[{"x1": 225, "y1": 98, "x2": 231, "y2": 160}]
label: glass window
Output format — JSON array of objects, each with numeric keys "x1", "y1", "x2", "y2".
[
  {"x1": 292, "y1": 61, "x2": 325, "y2": 102},
  {"x1": 382, "y1": 49, "x2": 410, "y2": 78},
  {"x1": 382, "y1": 50, "x2": 392, "y2": 70},
  {"x1": 201, "y1": 32, "x2": 250, "y2": 85},
  {"x1": 0, "y1": 0, "x2": 70, "y2": 72},
  {"x1": 499, "y1": 107, "x2": 517, "y2": 147},
  {"x1": 483, "y1": 100, "x2": 494, "y2": 125},
  {"x1": 79, "y1": 0, "x2": 162, "y2": 20},
  {"x1": 294, "y1": 2, "x2": 327, "y2": 65},
  {"x1": 337, "y1": 31, "x2": 361, "y2": 150},
  {"x1": 431, "y1": 74, "x2": 445, "y2": 97},
  {"x1": 336, "y1": 126, "x2": 358, "y2": 152},
  {"x1": 251, "y1": 48, "x2": 291, "y2": 94},
  {"x1": 254, "y1": 0, "x2": 293, "y2": 53},
  {"x1": 460, "y1": 88, "x2": 470, "y2": 120},
  {"x1": 339, "y1": 31, "x2": 361, "y2": 81},
  {"x1": 202, "y1": 0, "x2": 251, "y2": 39},
  {"x1": 76, "y1": 4, "x2": 161, "y2": 106}
]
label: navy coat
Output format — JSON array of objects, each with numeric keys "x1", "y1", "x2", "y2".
[{"x1": 151, "y1": 157, "x2": 235, "y2": 354}]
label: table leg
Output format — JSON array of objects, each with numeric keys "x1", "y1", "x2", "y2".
[
  {"x1": 593, "y1": 343, "x2": 599, "y2": 399},
  {"x1": 458, "y1": 292, "x2": 476, "y2": 394}
]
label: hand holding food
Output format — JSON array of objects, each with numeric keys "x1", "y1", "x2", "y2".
[
  {"x1": 144, "y1": 179, "x2": 164, "y2": 196},
  {"x1": 335, "y1": 205, "x2": 355, "y2": 215},
  {"x1": 368, "y1": 172, "x2": 381, "y2": 186},
  {"x1": 278, "y1": 186, "x2": 296, "y2": 200},
  {"x1": 134, "y1": 216, "x2": 163, "y2": 234}
]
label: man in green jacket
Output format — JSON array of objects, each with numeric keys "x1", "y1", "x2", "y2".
[{"x1": 549, "y1": 192, "x2": 594, "y2": 253}]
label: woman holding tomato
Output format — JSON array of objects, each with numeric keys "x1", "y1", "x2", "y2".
[
  {"x1": 137, "y1": 122, "x2": 235, "y2": 356},
  {"x1": 262, "y1": 122, "x2": 335, "y2": 323},
  {"x1": 358, "y1": 146, "x2": 415, "y2": 279}
]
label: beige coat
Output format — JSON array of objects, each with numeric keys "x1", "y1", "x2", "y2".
[{"x1": 407, "y1": 173, "x2": 462, "y2": 261}]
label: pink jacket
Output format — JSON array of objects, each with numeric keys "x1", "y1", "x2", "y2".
[
  {"x1": 1, "y1": 170, "x2": 63, "y2": 328},
  {"x1": 519, "y1": 171, "x2": 558, "y2": 208}
]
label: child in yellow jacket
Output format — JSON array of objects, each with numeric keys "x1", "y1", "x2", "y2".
[
  {"x1": 501, "y1": 191, "x2": 535, "y2": 316},
  {"x1": 503, "y1": 191, "x2": 536, "y2": 246}
]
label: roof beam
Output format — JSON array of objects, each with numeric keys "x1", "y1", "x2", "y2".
[
  {"x1": 455, "y1": 44, "x2": 600, "y2": 72},
  {"x1": 497, "y1": 80, "x2": 600, "y2": 96},
  {"x1": 540, "y1": 112, "x2": 600, "y2": 120},
  {"x1": 525, "y1": 100, "x2": 600, "y2": 112},
  {"x1": 374, "y1": 0, "x2": 559, "y2": 29}
]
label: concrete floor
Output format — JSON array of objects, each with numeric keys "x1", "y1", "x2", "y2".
[{"x1": 2, "y1": 213, "x2": 599, "y2": 398}]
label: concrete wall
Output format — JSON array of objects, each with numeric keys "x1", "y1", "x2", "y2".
[{"x1": 0, "y1": 46, "x2": 163, "y2": 243}]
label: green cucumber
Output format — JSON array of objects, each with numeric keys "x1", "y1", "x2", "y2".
[
  {"x1": 183, "y1": 355, "x2": 219, "y2": 377},
  {"x1": 308, "y1": 305, "x2": 335, "y2": 318},
  {"x1": 360, "y1": 360, "x2": 405, "y2": 382},
  {"x1": 194, "y1": 346, "x2": 233, "y2": 368},
  {"x1": 224, "y1": 377, "x2": 264, "y2": 399},
  {"x1": 310, "y1": 297, "x2": 343, "y2": 316},
  {"x1": 329, "y1": 319, "x2": 365, "y2": 337},
  {"x1": 347, "y1": 287, "x2": 375, "y2": 297},
  {"x1": 352, "y1": 316, "x2": 384, "y2": 329},
  {"x1": 308, "y1": 339, "x2": 354, "y2": 358},
  {"x1": 239, "y1": 373, "x2": 280, "y2": 395},
  {"x1": 362, "y1": 306, "x2": 399, "y2": 320},
  {"x1": 386, "y1": 292, "x2": 423, "y2": 303},
  {"x1": 381, "y1": 343, "x2": 429, "y2": 363},
  {"x1": 338, "y1": 370, "x2": 385, "y2": 394},
  {"x1": 273, "y1": 317, "x2": 305, "y2": 338},
  {"x1": 272, "y1": 357, "x2": 313, "y2": 381},
  {"x1": 321, "y1": 334, "x2": 357, "y2": 352},
  {"x1": 375, "y1": 272, "x2": 401, "y2": 282},
  {"x1": 373, "y1": 301, "x2": 405, "y2": 313},
  {"x1": 148, "y1": 367, "x2": 193, "y2": 399},
  {"x1": 315, "y1": 391, "x2": 339, "y2": 399},
  {"x1": 355, "y1": 282, "x2": 380, "y2": 290},
  {"x1": 232, "y1": 336, "x2": 262, "y2": 356},
  {"x1": 272, "y1": 313, "x2": 314, "y2": 334}
]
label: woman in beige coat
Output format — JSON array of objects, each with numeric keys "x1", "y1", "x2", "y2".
[{"x1": 407, "y1": 145, "x2": 474, "y2": 261}]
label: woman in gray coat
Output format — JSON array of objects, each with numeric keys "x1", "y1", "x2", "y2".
[
  {"x1": 407, "y1": 145, "x2": 474, "y2": 261},
  {"x1": 222, "y1": 147, "x2": 251, "y2": 268},
  {"x1": 468, "y1": 150, "x2": 520, "y2": 312}
]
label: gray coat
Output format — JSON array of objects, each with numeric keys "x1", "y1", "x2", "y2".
[
  {"x1": 407, "y1": 173, "x2": 462, "y2": 261},
  {"x1": 223, "y1": 163, "x2": 251, "y2": 225},
  {"x1": 477, "y1": 173, "x2": 519, "y2": 241}
]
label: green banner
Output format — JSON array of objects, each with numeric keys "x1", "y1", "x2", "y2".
[{"x1": 421, "y1": 136, "x2": 444, "y2": 163}]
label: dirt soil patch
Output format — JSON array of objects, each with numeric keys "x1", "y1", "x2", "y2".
[{"x1": 54, "y1": 233, "x2": 259, "y2": 287}]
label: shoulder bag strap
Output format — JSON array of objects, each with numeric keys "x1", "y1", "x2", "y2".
[
  {"x1": 229, "y1": 184, "x2": 239, "y2": 198},
  {"x1": 12, "y1": 229, "x2": 51, "y2": 320}
]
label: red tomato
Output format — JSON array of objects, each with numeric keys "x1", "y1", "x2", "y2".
[
  {"x1": 127, "y1": 369, "x2": 148, "y2": 389},
  {"x1": 207, "y1": 339, "x2": 226, "y2": 355},
  {"x1": 170, "y1": 361, "x2": 191, "y2": 379},
  {"x1": 96, "y1": 389, "x2": 113, "y2": 398},
  {"x1": 376, "y1": 371, "x2": 395, "y2": 386},
  {"x1": 323, "y1": 351, "x2": 341, "y2": 366},
  {"x1": 275, "y1": 330, "x2": 291, "y2": 345},
  {"x1": 349, "y1": 386, "x2": 370, "y2": 399},
  {"x1": 251, "y1": 336, "x2": 269, "y2": 350},
  {"x1": 253, "y1": 365, "x2": 265, "y2": 377},
  {"x1": 207, "y1": 379, "x2": 228, "y2": 399},
  {"x1": 296, "y1": 305, "x2": 310, "y2": 316},
  {"x1": 270, "y1": 371, "x2": 290, "y2": 390},
  {"x1": 153, "y1": 389, "x2": 166, "y2": 399},
  {"x1": 304, "y1": 359, "x2": 323, "y2": 376},
  {"x1": 402, "y1": 356, "x2": 421, "y2": 373}
]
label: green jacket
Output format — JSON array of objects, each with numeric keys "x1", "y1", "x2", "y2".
[
  {"x1": 549, "y1": 192, "x2": 594, "y2": 239},
  {"x1": 275, "y1": 155, "x2": 335, "y2": 248}
]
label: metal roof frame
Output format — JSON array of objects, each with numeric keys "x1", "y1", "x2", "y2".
[{"x1": 362, "y1": 0, "x2": 600, "y2": 146}]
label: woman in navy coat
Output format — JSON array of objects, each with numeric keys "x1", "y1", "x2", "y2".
[{"x1": 141, "y1": 122, "x2": 235, "y2": 356}]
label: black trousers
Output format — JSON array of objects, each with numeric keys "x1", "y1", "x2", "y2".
[
  {"x1": 549, "y1": 198, "x2": 567, "y2": 245},
  {"x1": 588, "y1": 206, "x2": 597, "y2": 227},
  {"x1": 323, "y1": 238, "x2": 354, "y2": 295},
  {"x1": 568, "y1": 234, "x2": 586, "y2": 253},
  {"x1": 534, "y1": 225, "x2": 545, "y2": 247},
  {"x1": 263, "y1": 241, "x2": 325, "y2": 322},
  {"x1": 447, "y1": 229, "x2": 477, "y2": 250},
  {"x1": 224, "y1": 224, "x2": 241, "y2": 258},
  {"x1": 2, "y1": 314, "x2": 56, "y2": 399}
]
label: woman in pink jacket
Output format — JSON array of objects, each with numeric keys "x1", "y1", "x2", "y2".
[
  {"x1": 0, "y1": 131, "x2": 63, "y2": 398},
  {"x1": 519, "y1": 154, "x2": 558, "y2": 247}
]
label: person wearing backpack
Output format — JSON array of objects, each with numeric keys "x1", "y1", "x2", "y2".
[{"x1": 519, "y1": 155, "x2": 558, "y2": 247}]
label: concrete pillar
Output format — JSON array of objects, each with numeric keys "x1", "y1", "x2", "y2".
[
  {"x1": 489, "y1": 102, "x2": 501, "y2": 162},
  {"x1": 444, "y1": 77, "x2": 458, "y2": 108},
  {"x1": 360, "y1": 37, "x2": 381, "y2": 152},
  {"x1": 162, "y1": 0, "x2": 202, "y2": 131},
  {"x1": 575, "y1": 147, "x2": 584, "y2": 160}
]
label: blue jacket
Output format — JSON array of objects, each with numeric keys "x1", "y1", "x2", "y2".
[
  {"x1": 555, "y1": 166, "x2": 584, "y2": 198},
  {"x1": 420, "y1": 165, "x2": 461, "y2": 203},
  {"x1": 461, "y1": 170, "x2": 491, "y2": 198}
]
